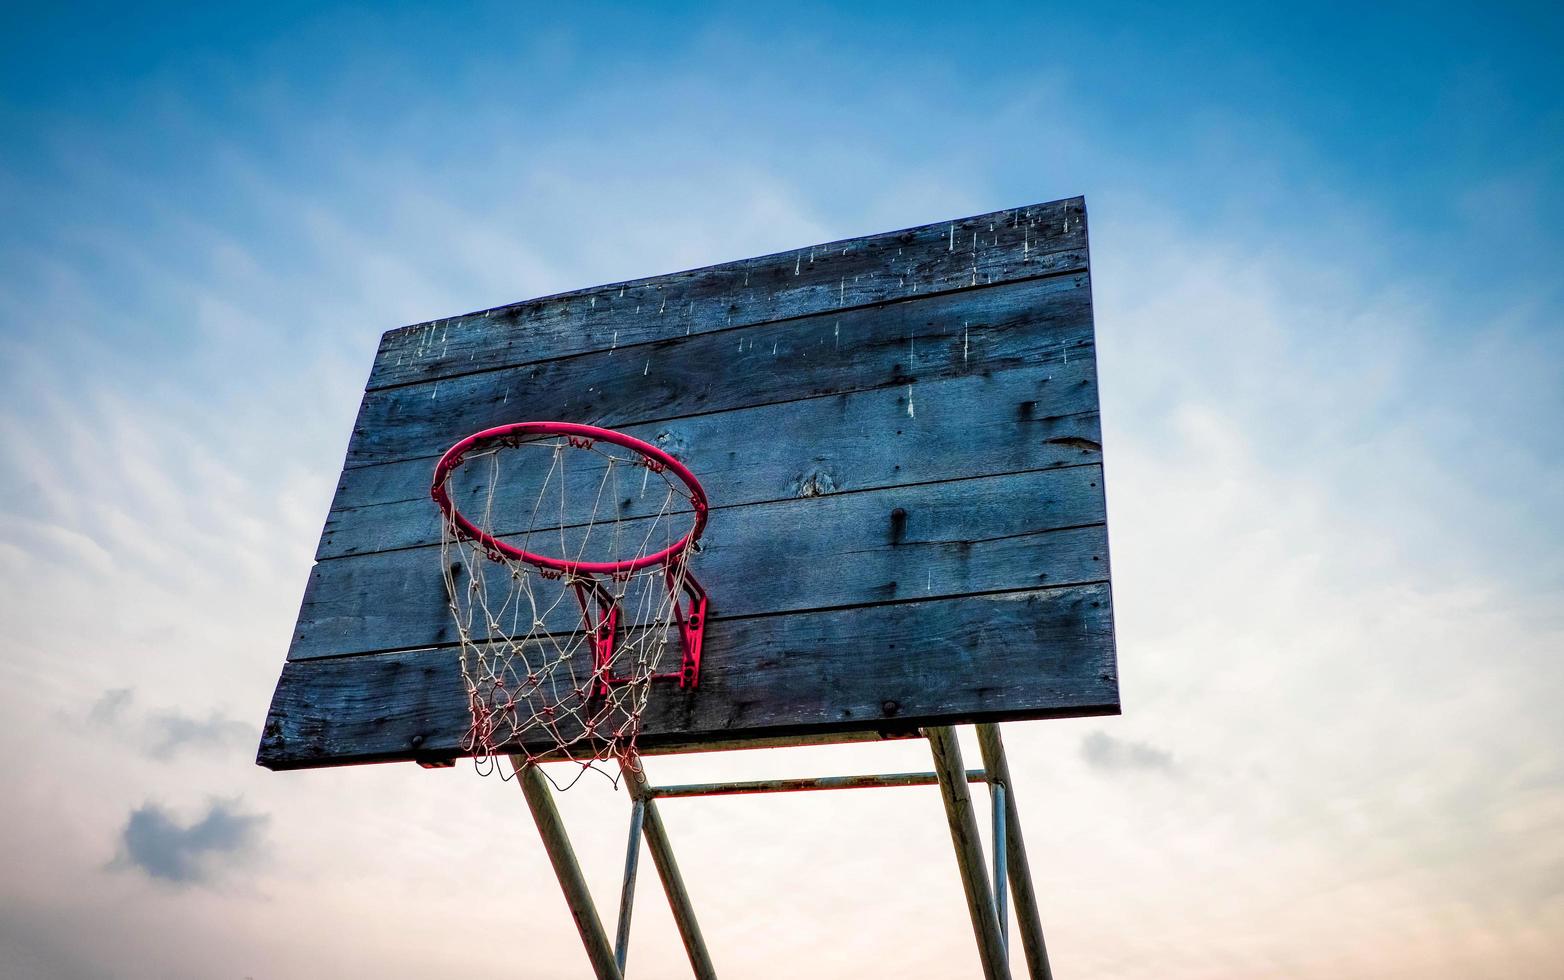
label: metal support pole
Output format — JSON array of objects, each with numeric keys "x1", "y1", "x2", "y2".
[
  {"x1": 926, "y1": 727, "x2": 1012, "y2": 980},
  {"x1": 507, "y1": 738, "x2": 1047, "y2": 980},
  {"x1": 614, "y1": 799, "x2": 646, "y2": 974},
  {"x1": 512, "y1": 758, "x2": 624, "y2": 980},
  {"x1": 992, "y1": 781, "x2": 1009, "y2": 955},
  {"x1": 623, "y1": 761, "x2": 719, "y2": 980},
  {"x1": 975, "y1": 724, "x2": 1053, "y2": 980},
  {"x1": 647, "y1": 769, "x2": 987, "y2": 799}
]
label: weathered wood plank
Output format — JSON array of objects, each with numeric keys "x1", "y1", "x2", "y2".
[
  {"x1": 368, "y1": 198, "x2": 1087, "y2": 390},
  {"x1": 258, "y1": 583, "x2": 1118, "y2": 769},
  {"x1": 289, "y1": 465, "x2": 1110, "y2": 660},
  {"x1": 345, "y1": 271, "x2": 1094, "y2": 468},
  {"x1": 317, "y1": 369, "x2": 1102, "y2": 560}
]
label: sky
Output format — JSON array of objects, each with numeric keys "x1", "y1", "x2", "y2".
[{"x1": 1, "y1": 2, "x2": 1561, "y2": 977}]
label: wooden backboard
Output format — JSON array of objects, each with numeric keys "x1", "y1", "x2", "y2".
[{"x1": 257, "y1": 196, "x2": 1118, "y2": 769}]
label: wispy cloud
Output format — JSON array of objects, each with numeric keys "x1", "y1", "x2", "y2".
[
  {"x1": 115, "y1": 799, "x2": 267, "y2": 886},
  {"x1": 142, "y1": 711, "x2": 253, "y2": 761},
  {"x1": 85, "y1": 689, "x2": 253, "y2": 761},
  {"x1": 86, "y1": 687, "x2": 133, "y2": 726},
  {"x1": 1081, "y1": 731, "x2": 1175, "y2": 773}
]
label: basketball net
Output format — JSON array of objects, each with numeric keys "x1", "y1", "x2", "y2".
[{"x1": 433, "y1": 424, "x2": 707, "y2": 789}]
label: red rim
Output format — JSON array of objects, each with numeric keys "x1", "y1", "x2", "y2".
[{"x1": 430, "y1": 421, "x2": 709, "y2": 576}]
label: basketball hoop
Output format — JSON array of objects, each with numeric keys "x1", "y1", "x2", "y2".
[{"x1": 431, "y1": 421, "x2": 709, "y2": 784}]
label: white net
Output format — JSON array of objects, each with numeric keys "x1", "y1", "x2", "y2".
[{"x1": 435, "y1": 428, "x2": 705, "y2": 788}]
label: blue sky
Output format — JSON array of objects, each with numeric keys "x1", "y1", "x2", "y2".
[{"x1": 2, "y1": 4, "x2": 1561, "y2": 978}]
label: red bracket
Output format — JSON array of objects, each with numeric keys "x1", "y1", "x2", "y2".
[{"x1": 572, "y1": 565, "x2": 708, "y2": 696}]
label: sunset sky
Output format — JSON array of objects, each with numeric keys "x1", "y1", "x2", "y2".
[{"x1": 2, "y1": 4, "x2": 1561, "y2": 978}]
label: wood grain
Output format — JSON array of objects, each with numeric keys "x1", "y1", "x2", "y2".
[
  {"x1": 345, "y1": 270, "x2": 1092, "y2": 468},
  {"x1": 368, "y1": 198, "x2": 1087, "y2": 390},
  {"x1": 291, "y1": 464, "x2": 1109, "y2": 660},
  {"x1": 317, "y1": 368, "x2": 1102, "y2": 560},
  {"x1": 258, "y1": 582, "x2": 1118, "y2": 769}
]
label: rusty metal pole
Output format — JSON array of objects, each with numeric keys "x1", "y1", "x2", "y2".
[
  {"x1": 926, "y1": 726, "x2": 1012, "y2": 980},
  {"x1": 614, "y1": 798, "x2": 646, "y2": 973},
  {"x1": 645, "y1": 769, "x2": 987, "y2": 798},
  {"x1": 992, "y1": 780, "x2": 1009, "y2": 955},
  {"x1": 513, "y1": 759, "x2": 623, "y2": 980},
  {"x1": 976, "y1": 724, "x2": 1053, "y2": 980},
  {"x1": 623, "y1": 759, "x2": 718, "y2": 980}
]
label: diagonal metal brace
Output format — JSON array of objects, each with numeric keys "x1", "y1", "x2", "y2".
[{"x1": 512, "y1": 758, "x2": 623, "y2": 980}]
